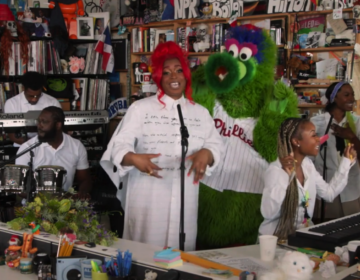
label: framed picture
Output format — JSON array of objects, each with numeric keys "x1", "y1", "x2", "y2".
[
  {"x1": 88, "y1": 12, "x2": 110, "y2": 40},
  {"x1": 154, "y1": 29, "x2": 172, "y2": 49},
  {"x1": 76, "y1": 17, "x2": 94, "y2": 40}
]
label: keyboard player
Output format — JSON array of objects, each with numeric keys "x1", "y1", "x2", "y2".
[
  {"x1": 4, "y1": 72, "x2": 61, "y2": 146},
  {"x1": 259, "y1": 118, "x2": 356, "y2": 241}
]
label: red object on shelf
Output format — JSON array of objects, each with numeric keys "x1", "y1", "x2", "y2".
[
  {"x1": 139, "y1": 63, "x2": 148, "y2": 73},
  {"x1": 0, "y1": 4, "x2": 15, "y2": 21}
]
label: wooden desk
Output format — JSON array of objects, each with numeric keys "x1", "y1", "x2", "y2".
[{"x1": 0, "y1": 224, "x2": 356, "y2": 280}]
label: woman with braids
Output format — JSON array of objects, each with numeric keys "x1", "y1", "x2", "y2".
[
  {"x1": 258, "y1": 118, "x2": 356, "y2": 240},
  {"x1": 100, "y1": 41, "x2": 223, "y2": 250},
  {"x1": 312, "y1": 82, "x2": 360, "y2": 218}
]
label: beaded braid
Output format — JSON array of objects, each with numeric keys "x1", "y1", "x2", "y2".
[{"x1": 273, "y1": 118, "x2": 309, "y2": 241}]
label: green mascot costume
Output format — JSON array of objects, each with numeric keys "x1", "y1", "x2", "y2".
[{"x1": 192, "y1": 24, "x2": 299, "y2": 249}]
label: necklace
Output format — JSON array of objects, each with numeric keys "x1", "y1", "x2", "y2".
[{"x1": 300, "y1": 189, "x2": 310, "y2": 227}]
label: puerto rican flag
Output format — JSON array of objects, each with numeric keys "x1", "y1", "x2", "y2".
[{"x1": 95, "y1": 26, "x2": 114, "y2": 73}]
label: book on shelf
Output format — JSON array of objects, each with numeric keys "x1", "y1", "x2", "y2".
[
  {"x1": 87, "y1": 79, "x2": 109, "y2": 110},
  {"x1": 72, "y1": 78, "x2": 88, "y2": 111},
  {"x1": 0, "y1": 82, "x2": 23, "y2": 113},
  {"x1": 113, "y1": 39, "x2": 128, "y2": 70}
]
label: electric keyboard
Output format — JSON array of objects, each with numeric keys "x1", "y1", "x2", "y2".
[
  {"x1": 0, "y1": 110, "x2": 109, "y2": 131},
  {"x1": 288, "y1": 212, "x2": 360, "y2": 251}
]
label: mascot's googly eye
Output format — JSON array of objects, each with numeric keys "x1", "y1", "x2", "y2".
[
  {"x1": 239, "y1": 47, "x2": 252, "y2": 61},
  {"x1": 228, "y1": 44, "x2": 239, "y2": 58}
]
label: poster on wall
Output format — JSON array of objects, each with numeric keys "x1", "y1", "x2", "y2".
[
  {"x1": 208, "y1": 0, "x2": 244, "y2": 18},
  {"x1": 267, "y1": 0, "x2": 311, "y2": 14},
  {"x1": 100, "y1": 0, "x2": 121, "y2": 28}
]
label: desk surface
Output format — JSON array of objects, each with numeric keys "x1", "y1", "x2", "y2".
[{"x1": 0, "y1": 224, "x2": 357, "y2": 280}]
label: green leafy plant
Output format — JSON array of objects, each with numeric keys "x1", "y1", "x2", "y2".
[{"x1": 7, "y1": 189, "x2": 117, "y2": 246}]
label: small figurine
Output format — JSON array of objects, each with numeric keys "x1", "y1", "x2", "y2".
[
  {"x1": 145, "y1": 269, "x2": 158, "y2": 280},
  {"x1": 4, "y1": 235, "x2": 22, "y2": 268},
  {"x1": 6, "y1": 232, "x2": 38, "y2": 261},
  {"x1": 193, "y1": 24, "x2": 210, "y2": 52},
  {"x1": 259, "y1": 251, "x2": 315, "y2": 280},
  {"x1": 200, "y1": 2, "x2": 213, "y2": 19},
  {"x1": 29, "y1": 222, "x2": 40, "y2": 235},
  {"x1": 18, "y1": 8, "x2": 51, "y2": 38},
  {"x1": 49, "y1": 0, "x2": 85, "y2": 39}
]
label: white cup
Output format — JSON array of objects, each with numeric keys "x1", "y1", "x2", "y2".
[
  {"x1": 259, "y1": 235, "x2": 278, "y2": 261},
  {"x1": 80, "y1": 259, "x2": 102, "y2": 279}
]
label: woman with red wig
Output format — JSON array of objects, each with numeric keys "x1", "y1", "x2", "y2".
[{"x1": 100, "y1": 41, "x2": 223, "y2": 250}]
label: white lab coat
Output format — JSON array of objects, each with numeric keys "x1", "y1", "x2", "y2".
[
  {"x1": 311, "y1": 112, "x2": 360, "y2": 202},
  {"x1": 100, "y1": 94, "x2": 224, "y2": 251},
  {"x1": 259, "y1": 156, "x2": 353, "y2": 235}
]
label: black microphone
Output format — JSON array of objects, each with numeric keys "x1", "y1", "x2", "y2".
[
  {"x1": 320, "y1": 114, "x2": 333, "y2": 151},
  {"x1": 177, "y1": 104, "x2": 189, "y2": 141}
]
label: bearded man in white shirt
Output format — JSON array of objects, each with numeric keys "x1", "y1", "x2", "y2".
[
  {"x1": 4, "y1": 71, "x2": 61, "y2": 146},
  {"x1": 15, "y1": 106, "x2": 92, "y2": 199}
]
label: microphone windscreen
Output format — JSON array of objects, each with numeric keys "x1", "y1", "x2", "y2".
[{"x1": 320, "y1": 134, "x2": 329, "y2": 146}]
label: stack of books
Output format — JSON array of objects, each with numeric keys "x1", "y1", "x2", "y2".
[{"x1": 153, "y1": 248, "x2": 183, "y2": 269}]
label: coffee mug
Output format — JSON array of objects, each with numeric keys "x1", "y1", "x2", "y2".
[{"x1": 140, "y1": 72, "x2": 151, "y2": 84}]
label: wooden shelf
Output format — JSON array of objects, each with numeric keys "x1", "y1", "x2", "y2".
[
  {"x1": 125, "y1": 13, "x2": 289, "y2": 29},
  {"x1": 294, "y1": 84, "x2": 331, "y2": 88},
  {"x1": 295, "y1": 7, "x2": 353, "y2": 17},
  {"x1": 132, "y1": 52, "x2": 152, "y2": 55},
  {"x1": 188, "y1": 52, "x2": 212, "y2": 56},
  {"x1": 292, "y1": 46, "x2": 354, "y2": 52},
  {"x1": 298, "y1": 104, "x2": 325, "y2": 108},
  {"x1": 131, "y1": 84, "x2": 141, "y2": 87}
]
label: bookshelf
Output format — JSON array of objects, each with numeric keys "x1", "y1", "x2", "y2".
[
  {"x1": 128, "y1": 12, "x2": 290, "y2": 96},
  {"x1": 0, "y1": 38, "x2": 110, "y2": 113},
  {"x1": 288, "y1": 7, "x2": 360, "y2": 117},
  {"x1": 112, "y1": 6, "x2": 360, "y2": 120}
]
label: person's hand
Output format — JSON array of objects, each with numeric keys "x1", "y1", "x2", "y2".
[
  {"x1": 187, "y1": 149, "x2": 213, "y2": 184},
  {"x1": 331, "y1": 124, "x2": 356, "y2": 140},
  {"x1": 279, "y1": 153, "x2": 295, "y2": 176},
  {"x1": 72, "y1": 192, "x2": 91, "y2": 201},
  {"x1": 344, "y1": 143, "x2": 357, "y2": 164},
  {"x1": 130, "y1": 153, "x2": 162, "y2": 178}
]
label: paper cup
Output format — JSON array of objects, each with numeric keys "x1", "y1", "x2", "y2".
[
  {"x1": 81, "y1": 259, "x2": 102, "y2": 279},
  {"x1": 259, "y1": 235, "x2": 278, "y2": 261}
]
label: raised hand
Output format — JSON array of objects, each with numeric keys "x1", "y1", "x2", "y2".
[
  {"x1": 279, "y1": 153, "x2": 295, "y2": 176},
  {"x1": 344, "y1": 143, "x2": 357, "y2": 164},
  {"x1": 331, "y1": 124, "x2": 356, "y2": 140}
]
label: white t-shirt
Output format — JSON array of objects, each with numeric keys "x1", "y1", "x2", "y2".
[
  {"x1": 311, "y1": 112, "x2": 360, "y2": 202},
  {"x1": 15, "y1": 133, "x2": 89, "y2": 191},
  {"x1": 259, "y1": 157, "x2": 353, "y2": 236},
  {"x1": 4, "y1": 91, "x2": 61, "y2": 146}
]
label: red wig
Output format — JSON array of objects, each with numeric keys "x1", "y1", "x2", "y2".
[
  {"x1": 0, "y1": 22, "x2": 29, "y2": 76},
  {"x1": 150, "y1": 41, "x2": 192, "y2": 103}
]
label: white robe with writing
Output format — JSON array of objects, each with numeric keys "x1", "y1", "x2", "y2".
[{"x1": 100, "y1": 94, "x2": 224, "y2": 251}]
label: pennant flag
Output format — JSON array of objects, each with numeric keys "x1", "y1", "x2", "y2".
[{"x1": 95, "y1": 26, "x2": 114, "y2": 73}]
